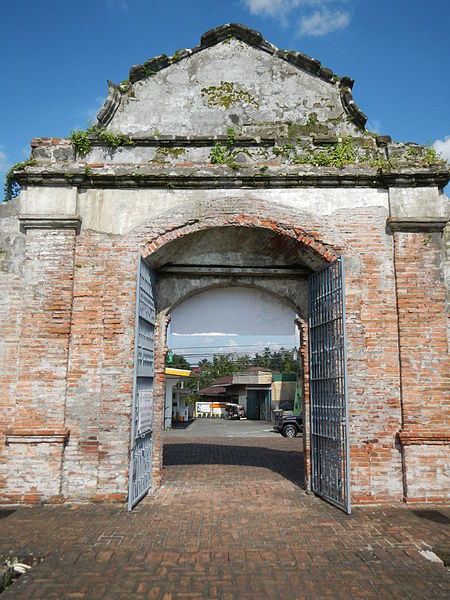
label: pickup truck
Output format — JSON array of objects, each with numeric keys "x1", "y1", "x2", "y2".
[{"x1": 273, "y1": 410, "x2": 303, "y2": 438}]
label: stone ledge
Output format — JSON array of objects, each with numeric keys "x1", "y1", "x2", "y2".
[
  {"x1": 5, "y1": 429, "x2": 70, "y2": 445},
  {"x1": 397, "y1": 431, "x2": 450, "y2": 446},
  {"x1": 14, "y1": 169, "x2": 450, "y2": 191},
  {"x1": 19, "y1": 215, "x2": 82, "y2": 233},
  {"x1": 387, "y1": 217, "x2": 448, "y2": 232}
]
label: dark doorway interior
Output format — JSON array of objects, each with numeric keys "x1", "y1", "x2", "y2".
[{"x1": 246, "y1": 389, "x2": 271, "y2": 421}]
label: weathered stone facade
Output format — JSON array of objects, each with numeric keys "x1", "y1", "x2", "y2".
[{"x1": 1, "y1": 24, "x2": 448, "y2": 506}]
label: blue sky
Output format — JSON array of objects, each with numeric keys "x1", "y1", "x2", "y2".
[
  {"x1": 1, "y1": 0, "x2": 449, "y2": 191},
  {"x1": 1, "y1": 0, "x2": 449, "y2": 362}
]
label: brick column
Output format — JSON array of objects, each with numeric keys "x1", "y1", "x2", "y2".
[
  {"x1": 390, "y1": 219, "x2": 449, "y2": 502},
  {"x1": 4, "y1": 215, "x2": 80, "y2": 502}
]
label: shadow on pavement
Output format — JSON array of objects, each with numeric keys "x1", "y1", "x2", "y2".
[
  {"x1": 169, "y1": 421, "x2": 196, "y2": 430},
  {"x1": 412, "y1": 509, "x2": 450, "y2": 524},
  {"x1": 0, "y1": 509, "x2": 16, "y2": 520},
  {"x1": 163, "y1": 442, "x2": 304, "y2": 487}
]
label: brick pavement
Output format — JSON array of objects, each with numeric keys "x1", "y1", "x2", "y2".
[{"x1": 1, "y1": 435, "x2": 449, "y2": 599}]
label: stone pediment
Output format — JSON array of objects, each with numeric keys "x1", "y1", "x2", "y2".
[
  {"x1": 98, "y1": 23, "x2": 367, "y2": 138},
  {"x1": 12, "y1": 23, "x2": 448, "y2": 195}
]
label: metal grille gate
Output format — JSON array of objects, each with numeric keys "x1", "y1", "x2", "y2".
[
  {"x1": 128, "y1": 256, "x2": 156, "y2": 510},
  {"x1": 308, "y1": 257, "x2": 351, "y2": 514}
]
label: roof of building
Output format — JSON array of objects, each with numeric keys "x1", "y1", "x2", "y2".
[
  {"x1": 197, "y1": 386, "x2": 227, "y2": 396},
  {"x1": 210, "y1": 375, "x2": 233, "y2": 387}
]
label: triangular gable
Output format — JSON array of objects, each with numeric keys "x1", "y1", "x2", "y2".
[{"x1": 98, "y1": 23, "x2": 366, "y2": 139}]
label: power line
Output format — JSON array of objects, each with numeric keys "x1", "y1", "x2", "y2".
[{"x1": 169, "y1": 342, "x2": 295, "y2": 350}]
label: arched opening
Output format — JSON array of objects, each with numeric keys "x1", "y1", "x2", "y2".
[
  {"x1": 162, "y1": 284, "x2": 308, "y2": 495},
  {"x1": 128, "y1": 222, "x2": 350, "y2": 513}
]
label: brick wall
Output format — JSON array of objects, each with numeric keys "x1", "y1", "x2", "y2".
[
  {"x1": 137, "y1": 198, "x2": 405, "y2": 503},
  {"x1": 62, "y1": 232, "x2": 136, "y2": 501},
  {"x1": 1, "y1": 189, "x2": 448, "y2": 505},
  {"x1": 0, "y1": 201, "x2": 25, "y2": 501},
  {"x1": 394, "y1": 231, "x2": 450, "y2": 501},
  {"x1": 2, "y1": 226, "x2": 76, "y2": 502}
]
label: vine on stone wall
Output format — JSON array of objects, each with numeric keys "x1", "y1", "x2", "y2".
[
  {"x1": 3, "y1": 159, "x2": 37, "y2": 202},
  {"x1": 70, "y1": 124, "x2": 135, "y2": 158}
]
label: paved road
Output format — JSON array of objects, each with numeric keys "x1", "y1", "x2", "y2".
[
  {"x1": 165, "y1": 418, "x2": 283, "y2": 438},
  {"x1": 1, "y1": 432, "x2": 449, "y2": 599}
]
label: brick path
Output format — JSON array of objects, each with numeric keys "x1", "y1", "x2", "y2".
[{"x1": 1, "y1": 435, "x2": 449, "y2": 599}]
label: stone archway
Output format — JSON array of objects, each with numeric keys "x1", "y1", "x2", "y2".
[{"x1": 133, "y1": 219, "x2": 347, "y2": 509}]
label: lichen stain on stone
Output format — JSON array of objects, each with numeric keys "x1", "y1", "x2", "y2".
[
  {"x1": 287, "y1": 114, "x2": 330, "y2": 138},
  {"x1": 152, "y1": 147, "x2": 186, "y2": 163},
  {"x1": 201, "y1": 81, "x2": 259, "y2": 110}
]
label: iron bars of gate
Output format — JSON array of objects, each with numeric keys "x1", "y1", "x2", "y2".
[
  {"x1": 128, "y1": 256, "x2": 156, "y2": 510},
  {"x1": 308, "y1": 257, "x2": 351, "y2": 514}
]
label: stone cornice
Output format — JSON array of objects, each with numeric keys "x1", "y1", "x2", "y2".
[
  {"x1": 19, "y1": 214, "x2": 82, "y2": 233},
  {"x1": 98, "y1": 22, "x2": 366, "y2": 129},
  {"x1": 387, "y1": 217, "x2": 448, "y2": 232},
  {"x1": 15, "y1": 166, "x2": 450, "y2": 191}
]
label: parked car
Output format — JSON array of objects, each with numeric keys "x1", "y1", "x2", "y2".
[
  {"x1": 224, "y1": 403, "x2": 246, "y2": 420},
  {"x1": 273, "y1": 410, "x2": 303, "y2": 438}
]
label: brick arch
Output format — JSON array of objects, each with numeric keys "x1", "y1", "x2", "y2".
[{"x1": 142, "y1": 214, "x2": 337, "y2": 264}]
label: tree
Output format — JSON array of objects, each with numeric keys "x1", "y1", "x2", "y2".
[
  {"x1": 194, "y1": 348, "x2": 300, "y2": 389},
  {"x1": 166, "y1": 353, "x2": 191, "y2": 369},
  {"x1": 251, "y1": 347, "x2": 300, "y2": 373}
]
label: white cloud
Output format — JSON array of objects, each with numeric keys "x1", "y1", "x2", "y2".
[
  {"x1": 242, "y1": 1, "x2": 352, "y2": 35},
  {"x1": 366, "y1": 119, "x2": 381, "y2": 134},
  {"x1": 0, "y1": 148, "x2": 7, "y2": 172},
  {"x1": 299, "y1": 9, "x2": 350, "y2": 36},
  {"x1": 172, "y1": 332, "x2": 238, "y2": 336},
  {"x1": 243, "y1": 0, "x2": 300, "y2": 18},
  {"x1": 73, "y1": 96, "x2": 106, "y2": 130},
  {"x1": 106, "y1": 0, "x2": 128, "y2": 9},
  {"x1": 433, "y1": 135, "x2": 450, "y2": 162},
  {"x1": 85, "y1": 96, "x2": 106, "y2": 124}
]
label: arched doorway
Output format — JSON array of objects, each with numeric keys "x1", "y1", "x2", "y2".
[{"x1": 128, "y1": 222, "x2": 350, "y2": 513}]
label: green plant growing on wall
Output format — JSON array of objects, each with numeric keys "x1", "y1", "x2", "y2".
[
  {"x1": 170, "y1": 50, "x2": 184, "y2": 62},
  {"x1": 369, "y1": 152, "x2": 394, "y2": 173},
  {"x1": 273, "y1": 143, "x2": 295, "y2": 161},
  {"x1": 210, "y1": 127, "x2": 239, "y2": 168},
  {"x1": 406, "y1": 145, "x2": 421, "y2": 161},
  {"x1": 309, "y1": 136, "x2": 357, "y2": 167},
  {"x1": 226, "y1": 126, "x2": 235, "y2": 148},
  {"x1": 4, "y1": 159, "x2": 37, "y2": 202},
  {"x1": 100, "y1": 130, "x2": 135, "y2": 149},
  {"x1": 71, "y1": 128, "x2": 94, "y2": 157},
  {"x1": 311, "y1": 149, "x2": 331, "y2": 166},
  {"x1": 328, "y1": 136, "x2": 357, "y2": 166},
  {"x1": 422, "y1": 143, "x2": 439, "y2": 166},
  {"x1": 210, "y1": 142, "x2": 228, "y2": 164},
  {"x1": 119, "y1": 79, "x2": 130, "y2": 91},
  {"x1": 406, "y1": 143, "x2": 443, "y2": 167},
  {"x1": 71, "y1": 123, "x2": 136, "y2": 156},
  {"x1": 140, "y1": 66, "x2": 155, "y2": 78},
  {"x1": 272, "y1": 137, "x2": 357, "y2": 168},
  {"x1": 306, "y1": 112, "x2": 318, "y2": 127}
]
